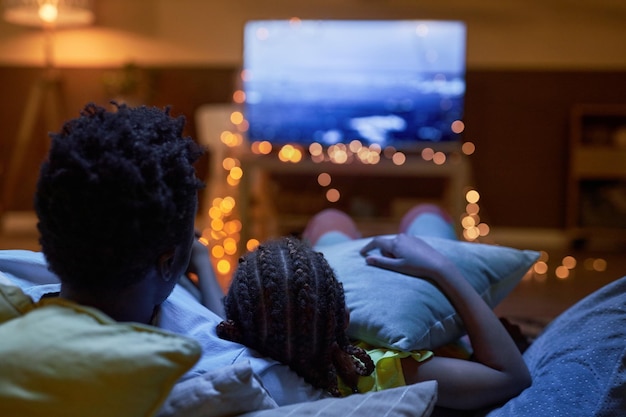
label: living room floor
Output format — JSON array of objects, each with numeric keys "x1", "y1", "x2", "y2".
[{"x1": 1, "y1": 211, "x2": 624, "y2": 339}]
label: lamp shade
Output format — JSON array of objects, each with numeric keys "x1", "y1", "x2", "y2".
[{"x1": 2, "y1": 0, "x2": 94, "y2": 28}]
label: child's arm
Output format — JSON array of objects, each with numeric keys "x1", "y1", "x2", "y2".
[
  {"x1": 360, "y1": 234, "x2": 531, "y2": 410},
  {"x1": 186, "y1": 238, "x2": 226, "y2": 318}
]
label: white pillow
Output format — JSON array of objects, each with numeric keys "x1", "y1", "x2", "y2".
[
  {"x1": 318, "y1": 236, "x2": 539, "y2": 351},
  {"x1": 240, "y1": 380, "x2": 437, "y2": 417},
  {"x1": 156, "y1": 361, "x2": 278, "y2": 417}
]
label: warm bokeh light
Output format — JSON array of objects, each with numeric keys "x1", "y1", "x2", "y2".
[
  {"x1": 38, "y1": 3, "x2": 58, "y2": 23},
  {"x1": 593, "y1": 258, "x2": 607, "y2": 272},
  {"x1": 555, "y1": 265, "x2": 570, "y2": 279},
  {"x1": 317, "y1": 172, "x2": 331, "y2": 187},
  {"x1": 366, "y1": 152, "x2": 381, "y2": 164},
  {"x1": 462, "y1": 227, "x2": 480, "y2": 241},
  {"x1": 229, "y1": 166, "x2": 243, "y2": 180},
  {"x1": 258, "y1": 141, "x2": 272, "y2": 154},
  {"x1": 278, "y1": 144, "x2": 303, "y2": 163},
  {"x1": 350, "y1": 140, "x2": 363, "y2": 153},
  {"x1": 226, "y1": 176, "x2": 240, "y2": 186},
  {"x1": 208, "y1": 206, "x2": 222, "y2": 219},
  {"x1": 309, "y1": 142, "x2": 323, "y2": 156},
  {"x1": 461, "y1": 215, "x2": 476, "y2": 229},
  {"x1": 216, "y1": 259, "x2": 231, "y2": 275},
  {"x1": 421, "y1": 147, "x2": 434, "y2": 161},
  {"x1": 432, "y1": 151, "x2": 446, "y2": 165},
  {"x1": 224, "y1": 220, "x2": 242, "y2": 234},
  {"x1": 392, "y1": 152, "x2": 406, "y2": 165},
  {"x1": 211, "y1": 218, "x2": 224, "y2": 231},
  {"x1": 451, "y1": 120, "x2": 465, "y2": 134},
  {"x1": 223, "y1": 237, "x2": 238, "y2": 255},
  {"x1": 211, "y1": 245, "x2": 225, "y2": 259},
  {"x1": 328, "y1": 144, "x2": 349, "y2": 164},
  {"x1": 235, "y1": 120, "x2": 249, "y2": 133},
  {"x1": 326, "y1": 188, "x2": 340, "y2": 202},
  {"x1": 230, "y1": 111, "x2": 244, "y2": 125},
  {"x1": 233, "y1": 90, "x2": 246, "y2": 104},
  {"x1": 222, "y1": 157, "x2": 237, "y2": 170},
  {"x1": 462, "y1": 141, "x2": 476, "y2": 155},
  {"x1": 466, "y1": 203, "x2": 480, "y2": 215},
  {"x1": 220, "y1": 196, "x2": 236, "y2": 213},
  {"x1": 246, "y1": 239, "x2": 260, "y2": 252},
  {"x1": 533, "y1": 261, "x2": 549, "y2": 275},
  {"x1": 383, "y1": 146, "x2": 396, "y2": 159},
  {"x1": 562, "y1": 256, "x2": 577, "y2": 269},
  {"x1": 465, "y1": 189, "x2": 480, "y2": 204}
]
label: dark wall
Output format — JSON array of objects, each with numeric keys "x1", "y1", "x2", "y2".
[
  {"x1": 1, "y1": 66, "x2": 625, "y2": 229},
  {"x1": 465, "y1": 70, "x2": 626, "y2": 228}
]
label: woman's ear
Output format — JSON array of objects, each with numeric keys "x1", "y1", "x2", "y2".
[{"x1": 158, "y1": 249, "x2": 176, "y2": 282}]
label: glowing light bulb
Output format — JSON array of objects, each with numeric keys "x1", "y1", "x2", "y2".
[{"x1": 38, "y1": 3, "x2": 58, "y2": 23}]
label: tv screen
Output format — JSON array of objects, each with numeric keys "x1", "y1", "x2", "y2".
[{"x1": 242, "y1": 19, "x2": 467, "y2": 151}]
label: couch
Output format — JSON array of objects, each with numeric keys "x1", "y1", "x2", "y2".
[{"x1": 1, "y1": 241, "x2": 625, "y2": 417}]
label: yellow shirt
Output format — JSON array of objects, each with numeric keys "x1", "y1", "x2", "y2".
[{"x1": 338, "y1": 342, "x2": 434, "y2": 395}]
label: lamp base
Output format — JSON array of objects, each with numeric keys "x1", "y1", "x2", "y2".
[{"x1": 1, "y1": 70, "x2": 64, "y2": 220}]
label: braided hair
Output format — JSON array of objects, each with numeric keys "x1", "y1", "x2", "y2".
[{"x1": 217, "y1": 236, "x2": 374, "y2": 396}]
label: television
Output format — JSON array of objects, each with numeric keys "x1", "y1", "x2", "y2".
[{"x1": 242, "y1": 19, "x2": 467, "y2": 151}]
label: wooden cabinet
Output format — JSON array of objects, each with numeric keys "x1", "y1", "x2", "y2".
[{"x1": 567, "y1": 104, "x2": 626, "y2": 245}]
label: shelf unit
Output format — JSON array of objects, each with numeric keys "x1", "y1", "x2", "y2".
[{"x1": 567, "y1": 104, "x2": 626, "y2": 245}]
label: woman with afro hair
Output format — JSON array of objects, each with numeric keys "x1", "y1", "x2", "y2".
[{"x1": 217, "y1": 205, "x2": 531, "y2": 411}]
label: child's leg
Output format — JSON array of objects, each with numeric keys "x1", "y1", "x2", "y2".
[
  {"x1": 398, "y1": 203, "x2": 457, "y2": 240},
  {"x1": 302, "y1": 209, "x2": 361, "y2": 247}
]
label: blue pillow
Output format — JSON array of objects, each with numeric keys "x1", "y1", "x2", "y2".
[
  {"x1": 318, "y1": 236, "x2": 539, "y2": 351},
  {"x1": 481, "y1": 275, "x2": 626, "y2": 416}
]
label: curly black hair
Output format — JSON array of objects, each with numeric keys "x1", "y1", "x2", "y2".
[
  {"x1": 217, "y1": 236, "x2": 374, "y2": 396},
  {"x1": 35, "y1": 102, "x2": 204, "y2": 293}
]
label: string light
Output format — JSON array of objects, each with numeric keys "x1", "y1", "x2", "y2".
[{"x1": 205, "y1": 109, "x2": 611, "y2": 286}]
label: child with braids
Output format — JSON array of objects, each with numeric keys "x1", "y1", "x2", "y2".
[{"x1": 217, "y1": 205, "x2": 531, "y2": 411}]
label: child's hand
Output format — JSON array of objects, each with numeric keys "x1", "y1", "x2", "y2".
[{"x1": 359, "y1": 233, "x2": 456, "y2": 283}]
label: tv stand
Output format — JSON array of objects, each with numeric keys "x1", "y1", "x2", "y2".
[
  {"x1": 238, "y1": 149, "x2": 472, "y2": 245},
  {"x1": 195, "y1": 104, "x2": 473, "y2": 253}
]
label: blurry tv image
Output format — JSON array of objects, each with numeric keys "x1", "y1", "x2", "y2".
[{"x1": 242, "y1": 19, "x2": 467, "y2": 150}]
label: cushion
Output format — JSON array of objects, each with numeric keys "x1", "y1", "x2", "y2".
[
  {"x1": 480, "y1": 275, "x2": 626, "y2": 417},
  {"x1": 156, "y1": 361, "x2": 278, "y2": 417},
  {"x1": 318, "y1": 236, "x2": 539, "y2": 351},
  {"x1": 0, "y1": 284, "x2": 202, "y2": 417},
  {"x1": 0, "y1": 249, "x2": 59, "y2": 286},
  {"x1": 240, "y1": 380, "x2": 438, "y2": 417}
]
